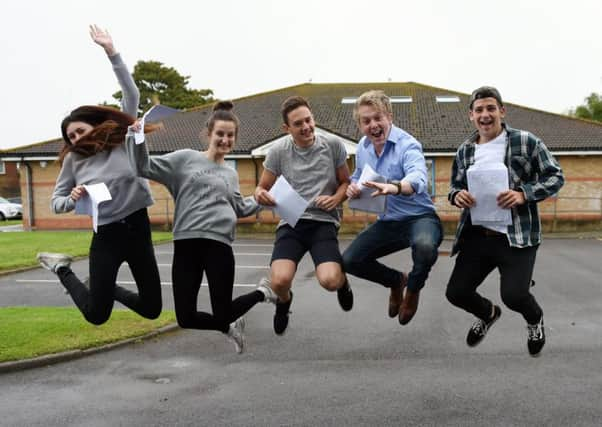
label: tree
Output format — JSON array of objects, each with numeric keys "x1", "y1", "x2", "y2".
[
  {"x1": 112, "y1": 60, "x2": 214, "y2": 114},
  {"x1": 570, "y1": 92, "x2": 602, "y2": 122}
]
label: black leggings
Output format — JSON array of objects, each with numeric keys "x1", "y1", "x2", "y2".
[
  {"x1": 172, "y1": 238, "x2": 263, "y2": 333},
  {"x1": 445, "y1": 228, "x2": 542, "y2": 324},
  {"x1": 58, "y1": 208, "x2": 162, "y2": 325}
]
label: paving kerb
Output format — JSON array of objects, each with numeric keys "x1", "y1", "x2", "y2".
[{"x1": 0, "y1": 323, "x2": 180, "y2": 374}]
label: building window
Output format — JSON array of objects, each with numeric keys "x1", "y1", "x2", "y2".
[{"x1": 0, "y1": 161, "x2": 5, "y2": 175}]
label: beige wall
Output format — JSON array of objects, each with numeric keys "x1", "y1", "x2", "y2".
[{"x1": 17, "y1": 155, "x2": 602, "y2": 231}]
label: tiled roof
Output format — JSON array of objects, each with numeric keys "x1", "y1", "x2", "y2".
[{"x1": 4, "y1": 82, "x2": 602, "y2": 157}]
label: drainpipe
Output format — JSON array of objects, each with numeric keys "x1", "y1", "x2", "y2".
[
  {"x1": 23, "y1": 159, "x2": 34, "y2": 230},
  {"x1": 252, "y1": 155, "x2": 260, "y2": 222}
]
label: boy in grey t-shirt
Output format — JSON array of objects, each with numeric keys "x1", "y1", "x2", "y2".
[{"x1": 254, "y1": 96, "x2": 353, "y2": 335}]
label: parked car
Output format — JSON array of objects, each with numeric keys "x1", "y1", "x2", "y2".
[
  {"x1": 0, "y1": 196, "x2": 22, "y2": 220},
  {"x1": 7, "y1": 197, "x2": 21, "y2": 205}
]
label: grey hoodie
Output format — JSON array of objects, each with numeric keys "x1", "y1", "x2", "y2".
[
  {"x1": 51, "y1": 53, "x2": 153, "y2": 225},
  {"x1": 126, "y1": 140, "x2": 258, "y2": 246}
]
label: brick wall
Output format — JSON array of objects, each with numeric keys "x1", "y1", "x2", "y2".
[{"x1": 17, "y1": 155, "x2": 602, "y2": 231}]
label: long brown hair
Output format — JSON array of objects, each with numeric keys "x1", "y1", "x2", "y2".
[{"x1": 58, "y1": 105, "x2": 158, "y2": 163}]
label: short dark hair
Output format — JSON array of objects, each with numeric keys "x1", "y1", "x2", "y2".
[
  {"x1": 281, "y1": 96, "x2": 311, "y2": 125},
  {"x1": 469, "y1": 86, "x2": 503, "y2": 110}
]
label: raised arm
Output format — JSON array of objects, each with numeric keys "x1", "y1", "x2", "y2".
[
  {"x1": 124, "y1": 128, "x2": 173, "y2": 186},
  {"x1": 90, "y1": 24, "x2": 139, "y2": 117}
]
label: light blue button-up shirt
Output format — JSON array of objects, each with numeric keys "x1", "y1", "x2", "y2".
[{"x1": 351, "y1": 125, "x2": 435, "y2": 221}]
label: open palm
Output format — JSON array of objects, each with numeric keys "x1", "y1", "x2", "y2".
[{"x1": 89, "y1": 24, "x2": 114, "y2": 51}]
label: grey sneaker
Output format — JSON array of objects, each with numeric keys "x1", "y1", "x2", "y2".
[
  {"x1": 226, "y1": 317, "x2": 246, "y2": 354},
  {"x1": 37, "y1": 252, "x2": 73, "y2": 274},
  {"x1": 257, "y1": 277, "x2": 278, "y2": 304}
]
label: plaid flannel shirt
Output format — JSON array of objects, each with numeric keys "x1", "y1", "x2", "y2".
[{"x1": 448, "y1": 123, "x2": 564, "y2": 255}]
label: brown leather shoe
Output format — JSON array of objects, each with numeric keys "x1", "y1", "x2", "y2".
[
  {"x1": 388, "y1": 272, "x2": 407, "y2": 318},
  {"x1": 399, "y1": 288, "x2": 420, "y2": 325}
]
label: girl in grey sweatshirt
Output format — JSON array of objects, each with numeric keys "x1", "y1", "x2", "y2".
[
  {"x1": 37, "y1": 25, "x2": 162, "y2": 325},
  {"x1": 126, "y1": 101, "x2": 275, "y2": 353}
]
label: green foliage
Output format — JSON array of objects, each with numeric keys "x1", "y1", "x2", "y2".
[
  {"x1": 113, "y1": 60, "x2": 214, "y2": 114},
  {"x1": 0, "y1": 307, "x2": 176, "y2": 362},
  {"x1": 570, "y1": 92, "x2": 602, "y2": 122}
]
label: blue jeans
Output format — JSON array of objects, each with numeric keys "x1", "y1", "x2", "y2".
[{"x1": 342, "y1": 213, "x2": 443, "y2": 292}]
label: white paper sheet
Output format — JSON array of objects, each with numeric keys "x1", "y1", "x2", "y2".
[
  {"x1": 134, "y1": 116, "x2": 146, "y2": 145},
  {"x1": 74, "y1": 183, "x2": 113, "y2": 232},
  {"x1": 467, "y1": 164, "x2": 512, "y2": 226},
  {"x1": 268, "y1": 175, "x2": 309, "y2": 227},
  {"x1": 348, "y1": 164, "x2": 387, "y2": 214}
]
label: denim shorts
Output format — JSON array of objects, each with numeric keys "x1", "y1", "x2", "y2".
[{"x1": 271, "y1": 219, "x2": 343, "y2": 267}]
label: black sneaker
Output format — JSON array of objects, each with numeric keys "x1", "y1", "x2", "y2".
[
  {"x1": 527, "y1": 316, "x2": 545, "y2": 357},
  {"x1": 337, "y1": 281, "x2": 353, "y2": 312},
  {"x1": 466, "y1": 305, "x2": 502, "y2": 347},
  {"x1": 273, "y1": 291, "x2": 293, "y2": 335}
]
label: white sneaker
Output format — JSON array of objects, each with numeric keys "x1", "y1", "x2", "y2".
[
  {"x1": 257, "y1": 277, "x2": 278, "y2": 304},
  {"x1": 226, "y1": 317, "x2": 246, "y2": 354},
  {"x1": 37, "y1": 252, "x2": 73, "y2": 274}
]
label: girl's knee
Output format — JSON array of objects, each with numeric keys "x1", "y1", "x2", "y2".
[{"x1": 85, "y1": 310, "x2": 111, "y2": 325}]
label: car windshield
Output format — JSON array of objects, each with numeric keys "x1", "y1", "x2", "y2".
[{"x1": 0, "y1": 197, "x2": 9, "y2": 204}]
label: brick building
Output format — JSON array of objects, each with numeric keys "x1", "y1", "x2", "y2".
[{"x1": 2, "y1": 82, "x2": 602, "y2": 232}]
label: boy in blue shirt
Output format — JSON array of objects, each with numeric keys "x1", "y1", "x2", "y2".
[{"x1": 343, "y1": 90, "x2": 443, "y2": 325}]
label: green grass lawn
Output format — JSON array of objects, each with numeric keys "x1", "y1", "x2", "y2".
[
  {"x1": 0, "y1": 230, "x2": 173, "y2": 272},
  {"x1": 1, "y1": 219, "x2": 22, "y2": 226},
  {"x1": 0, "y1": 307, "x2": 177, "y2": 363}
]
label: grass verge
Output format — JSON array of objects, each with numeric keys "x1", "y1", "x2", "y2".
[
  {"x1": 0, "y1": 307, "x2": 176, "y2": 363},
  {"x1": 0, "y1": 230, "x2": 172, "y2": 272}
]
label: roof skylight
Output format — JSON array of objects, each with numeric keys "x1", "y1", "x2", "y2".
[{"x1": 435, "y1": 95, "x2": 461, "y2": 103}]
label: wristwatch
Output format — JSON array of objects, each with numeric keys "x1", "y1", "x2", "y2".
[{"x1": 387, "y1": 179, "x2": 402, "y2": 195}]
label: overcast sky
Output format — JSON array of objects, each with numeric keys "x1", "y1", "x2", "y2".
[{"x1": 1, "y1": 0, "x2": 601, "y2": 150}]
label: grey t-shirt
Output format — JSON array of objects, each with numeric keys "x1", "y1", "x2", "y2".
[
  {"x1": 263, "y1": 132, "x2": 347, "y2": 227},
  {"x1": 126, "y1": 139, "x2": 258, "y2": 245}
]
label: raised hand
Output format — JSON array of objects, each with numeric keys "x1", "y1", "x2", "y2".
[{"x1": 89, "y1": 24, "x2": 116, "y2": 56}]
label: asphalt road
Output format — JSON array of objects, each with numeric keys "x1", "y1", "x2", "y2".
[{"x1": 1, "y1": 237, "x2": 601, "y2": 426}]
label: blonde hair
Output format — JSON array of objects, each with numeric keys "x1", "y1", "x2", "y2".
[{"x1": 353, "y1": 90, "x2": 392, "y2": 122}]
